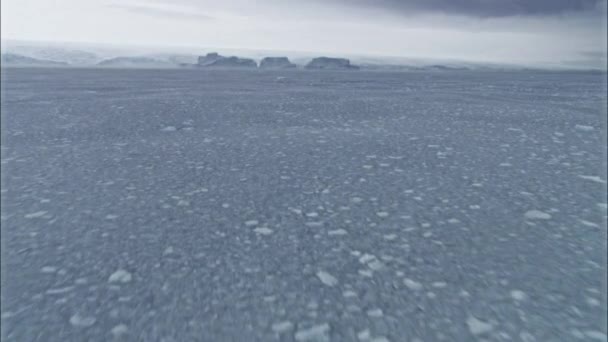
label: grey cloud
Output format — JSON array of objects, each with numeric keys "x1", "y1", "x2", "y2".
[
  {"x1": 325, "y1": 0, "x2": 606, "y2": 18},
  {"x1": 108, "y1": 3, "x2": 214, "y2": 20}
]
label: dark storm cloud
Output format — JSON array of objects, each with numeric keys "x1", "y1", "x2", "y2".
[{"x1": 334, "y1": 0, "x2": 606, "y2": 17}]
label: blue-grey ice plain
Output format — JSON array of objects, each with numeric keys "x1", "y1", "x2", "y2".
[{"x1": 1, "y1": 68, "x2": 606, "y2": 341}]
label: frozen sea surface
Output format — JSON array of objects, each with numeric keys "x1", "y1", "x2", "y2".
[{"x1": 1, "y1": 68, "x2": 606, "y2": 341}]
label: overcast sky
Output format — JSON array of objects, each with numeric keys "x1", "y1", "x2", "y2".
[{"x1": 2, "y1": 0, "x2": 606, "y2": 66}]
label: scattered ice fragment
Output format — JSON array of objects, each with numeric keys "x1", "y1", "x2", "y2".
[
  {"x1": 357, "y1": 329, "x2": 371, "y2": 340},
  {"x1": 41, "y1": 266, "x2": 57, "y2": 273},
  {"x1": 272, "y1": 321, "x2": 294, "y2": 333},
  {"x1": 519, "y1": 332, "x2": 535, "y2": 342},
  {"x1": 586, "y1": 297, "x2": 600, "y2": 306},
  {"x1": 469, "y1": 205, "x2": 481, "y2": 210},
  {"x1": 575, "y1": 124, "x2": 594, "y2": 131},
  {"x1": 351, "y1": 197, "x2": 363, "y2": 203},
  {"x1": 359, "y1": 254, "x2": 376, "y2": 264},
  {"x1": 578, "y1": 175, "x2": 607, "y2": 184},
  {"x1": 447, "y1": 218, "x2": 460, "y2": 224},
  {"x1": 289, "y1": 208, "x2": 303, "y2": 215},
  {"x1": 24, "y1": 211, "x2": 47, "y2": 219},
  {"x1": 254, "y1": 227, "x2": 273, "y2": 235},
  {"x1": 163, "y1": 246, "x2": 174, "y2": 255},
  {"x1": 432, "y1": 281, "x2": 447, "y2": 288},
  {"x1": 367, "y1": 308, "x2": 383, "y2": 317},
  {"x1": 383, "y1": 234, "x2": 397, "y2": 240},
  {"x1": 305, "y1": 222, "x2": 323, "y2": 227},
  {"x1": 376, "y1": 211, "x2": 389, "y2": 218},
  {"x1": 359, "y1": 269, "x2": 374, "y2": 277},
  {"x1": 524, "y1": 210, "x2": 551, "y2": 220},
  {"x1": 466, "y1": 316, "x2": 493, "y2": 335},
  {"x1": 108, "y1": 269, "x2": 132, "y2": 283},
  {"x1": 510, "y1": 290, "x2": 527, "y2": 301},
  {"x1": 371, "y1": 337, "x2": 390, "y2": 342},
  {"x1": 328, "y1": 229, "x2": 348, "y2": 236},
  {"x1": 244, "y1": 220, "x2": 259, "y2": 227},
  {"x1": 343, "y1": 290, "x2": 357, "y2": 298},
  {"x1": 403, "y1": 278, "x2": 423, "y2": 291},
  {"x1": 161, "y1": 126, "x2": 177, "y2": 132},
  {"x1": 367, "y1": 260, "x2": 385, "y2": 271},
  {"x1": 585, "y1": 331, "x2": 607, "y2": 341},
  {"x1": 317, "y1": 271, "x2": 338, "y2": 287},
  {"x1": 423, "y1": 232, "x2": 433, "y2": 238},
  {"x1": 46, "y1": 286, "x2": 74, "y2": 295},
  {"x1": 105, "y1": 214, "x2": 119, "y2": 220},
  {"x1": 75, "y1": 278, "x2": 87, "y2": 285},
  {"x1": 294, "y1": 323, "x2": 330, "y2": 342},
  {"x1": 111, "y1": 324, "x2": 129, "y2": 336},
  {"x1": 69, "y1": 313, "x2": 96, "y2": 327},
  {"x1": 580, "y1": 220, "x2": 599, "y2": 228}
]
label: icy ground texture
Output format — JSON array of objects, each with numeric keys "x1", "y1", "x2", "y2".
[{"x1": 1, "y1": 68, "x2": 606, "y2": 341}]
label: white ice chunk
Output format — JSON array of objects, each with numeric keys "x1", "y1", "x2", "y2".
[
  {"x1": 244, "y1": 220, "x2": 259, "y2": 227},
  {"x1": 111, "y1": 324, "x2": 129, "y2": 336},
  {"x1": 328, "y1": 229, "x2": 348, "y2": 236},
  {"x1": 578, "y1": 175, "x2": 606, "y2": 184},
  {"x1": 294, "y1": 323, "x2": 330, "y2": 342},
  {"x1": 466, "y1": 316, "x2": 493, "y2": 335},
  {"x1": 376, "y1": 212, "x2": 389, "y2": 218},
  {"x1": 69, "y1": 313, "x2": 96, "y2": 327},
  {"x1": 254, "y1": 227, "x2": 273, "y2": 235},
  {"x1": 510, "y1": 290, "x2": 527, "y2": 301},
  {"x1": 317, "y1": 271, "x2": 338, "y2": 287},
  {"x1": 524, "y1": 210, "x2": 551, "y2": 220},
  {"x1": 403, "y1": 278, "x2": 423, "y2": 291},
  {"x1": 366, "y1": 308, "x2": 383, "y2": 317},
  {"x1": 24, "y1": 211, "x2": 47, "y2": 219},
  {"x1": 108, "y1": 269, "x2": 132, "y2": 283},
  {"x1": 575, "y1": 124, "x2": 594, "y2": 131},
  {"x1": 272, "y1": 321, "x2": 294, "y2": 333}
]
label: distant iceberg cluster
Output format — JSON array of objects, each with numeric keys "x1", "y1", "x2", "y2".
[{"x1": 192, "y1": 52, "x2": 358, "y2": 70}]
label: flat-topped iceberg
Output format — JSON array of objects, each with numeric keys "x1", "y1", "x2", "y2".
[
  {"x1": 259, "y1": 57, "x2": 296, "y2": 69},
  {"x1": 305, "y1": 57, "x2": 359, "y2": 70},
  {"x1": 197, "y1": 52, "x2": 257, "y2": 68}
]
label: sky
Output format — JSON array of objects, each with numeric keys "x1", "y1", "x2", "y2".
[{"x1": 2, "y1": 0, "x2": 607, "y2": 67}]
